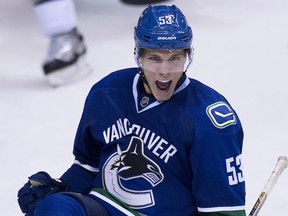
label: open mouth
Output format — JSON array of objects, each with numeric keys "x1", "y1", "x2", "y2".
[{"x1": 156, "y1": 80, "x2": 172, "y2": 92}]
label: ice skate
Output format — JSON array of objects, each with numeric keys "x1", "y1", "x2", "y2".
[{"x1": 43, "y1": 28, "x2": 92, "y2": 87}]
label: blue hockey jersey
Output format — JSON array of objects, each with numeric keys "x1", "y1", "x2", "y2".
[{"x1": 70, "y1": 67, "x2": 245, "y2": 215}]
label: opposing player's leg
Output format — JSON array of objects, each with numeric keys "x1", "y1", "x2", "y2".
[
  {"x1": 41, "y1": 28, "x2": 91, "y2": 87},
  {"x1": 33, "y1": 0, "x2": 92, "y2": 86}
]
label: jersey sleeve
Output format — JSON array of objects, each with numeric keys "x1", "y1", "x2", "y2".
[
  {"x1": 58, "y1": 86, "x2": 104, "y2": 193},
  {"x1": 72, "y1": 86, "x2": 104, "y2": 170},
  {"x1": 60, "y1": 163, "x2": 97, "y2": 194},
  {"x1": 190, "y1": 100, "x2": 246, "y2": 212}
]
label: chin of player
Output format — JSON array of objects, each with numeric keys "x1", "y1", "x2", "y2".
[{"x1": 152, "y1": 88, "x2": 174, "y2": 102}]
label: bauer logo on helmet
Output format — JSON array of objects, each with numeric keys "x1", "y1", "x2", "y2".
[{"x1": 157, "y1": 36, "x2": 177, "y2": 40}]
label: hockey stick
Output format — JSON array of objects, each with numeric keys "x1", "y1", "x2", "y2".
[{"x1": 248, "y1": 156, "x2": 288, "y2": 216}]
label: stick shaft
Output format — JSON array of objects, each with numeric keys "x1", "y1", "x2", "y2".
[{"x1": 248, "y1": 156, "x2": 287, "y2": 216}]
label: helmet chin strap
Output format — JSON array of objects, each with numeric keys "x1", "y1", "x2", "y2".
[{"x1": 138, "y1": 69, "x2": 152, "y2": 94}]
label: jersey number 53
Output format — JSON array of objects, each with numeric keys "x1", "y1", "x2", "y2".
[{"x1": 226, "y1": 154, "x2": 245, "y2": 185}]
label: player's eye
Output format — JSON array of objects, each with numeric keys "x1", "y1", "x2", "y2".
[
  {"x1": 148, "y1": 56, "x2": 162, "y2": 62},
  {"x1": 169, "y1": 55, "x2": 184, "y2": 62},
  {"x1": 169, "y1": 56, "x2": 179, "y2": 61}
]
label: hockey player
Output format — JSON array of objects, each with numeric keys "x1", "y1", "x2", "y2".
[
  {"x1": 18, "y1": 4, "x2": 246, "y2": 216},
  {"x1": 33, "y1": 0, "x2": 90, "y2": 86},
  {"x1": 32, "y1": 0, "x2": 170, "y2": 86}
]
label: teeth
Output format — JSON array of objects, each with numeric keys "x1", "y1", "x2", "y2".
[
  {"x1": 156, "y1": 80, "x2": 172, "y2": 92},
  {"x1": 158, "y1": 80, "x2": 170, "y2": 83}
]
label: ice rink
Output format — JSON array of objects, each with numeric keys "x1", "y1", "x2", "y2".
[{"x1": 1, "y1": 0, "x2": 288, "y2": 215}]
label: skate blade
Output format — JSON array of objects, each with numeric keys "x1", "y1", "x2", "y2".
[{"x1": 46, "y1": 55, "x2": 93, "y2": 87}]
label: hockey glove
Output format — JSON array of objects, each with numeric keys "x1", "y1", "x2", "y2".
[{"x1": 17, "y1": 171, "x2": 67, "y2": 216}]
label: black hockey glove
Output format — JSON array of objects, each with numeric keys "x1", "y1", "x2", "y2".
[{"x1": 17, "y1": 171, "x2": 67, "y2": 216}]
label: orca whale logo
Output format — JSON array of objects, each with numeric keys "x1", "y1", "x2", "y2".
[{"x1": 102, "y1": 136, "x2": 164, "y2": 209}]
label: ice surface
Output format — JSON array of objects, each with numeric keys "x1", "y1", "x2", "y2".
[{"x1": 1, "y1": 0, "x2": 288, "y2": 215}]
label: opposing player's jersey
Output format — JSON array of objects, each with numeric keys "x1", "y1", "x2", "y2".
[{"x1": 72, "y1": 68, "x2": 245, "y2": 215}]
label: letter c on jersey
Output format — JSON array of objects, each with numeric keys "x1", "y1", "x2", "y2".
[{"x1": 102, "y1": 136, "x2": 164, "y2": 209}]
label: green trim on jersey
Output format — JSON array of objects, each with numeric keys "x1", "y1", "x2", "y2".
[
  {"x1": 199, "y1": 210, "x2": 246, "y2": 216},
  {"x1": 92, "y1": 188, "x2": 142, "y2": 216}
]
